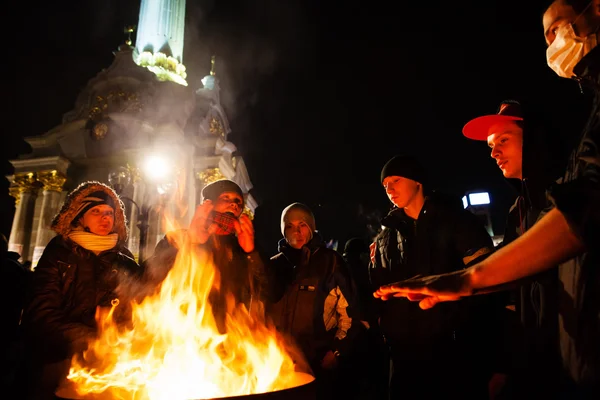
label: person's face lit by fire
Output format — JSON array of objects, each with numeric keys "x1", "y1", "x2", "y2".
[
  {"x1": 213, "y1": 191, "x2": 244, "y2": 217},
  {"x1": 487, "y1": 121, "x2": 524, "y2": 180},
  {"x1": 284, "y1": 219, "x2": 313, "y2": 250},
  {"x1": 382, "y1": 175, "x2": 422, "y2": 209},
  {"x1": 543, "y1": 1, "x2": 579, "y2": 45},
  {"x1": 81, "y1": 205, "x2": 115, "y2": 236}
]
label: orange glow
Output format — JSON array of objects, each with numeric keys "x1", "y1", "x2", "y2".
[{"x1": 64, "y1": 231, "x2": 308, "y2": 399}]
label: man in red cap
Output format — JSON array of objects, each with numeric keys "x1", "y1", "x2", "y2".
[
  {"x1": 375, "y1": 1, "x2": 600, "y2": 395},
  {"x1": 463, "y1": 100, "x2": 562, "y2": 398}
]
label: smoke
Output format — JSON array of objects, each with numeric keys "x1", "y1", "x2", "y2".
[
  {"x1": 357, "y1": 203, "x2": 384, "y2": 242},
  {"x1": 184, "y1": 0, "x2": 307, "y2": 124}
]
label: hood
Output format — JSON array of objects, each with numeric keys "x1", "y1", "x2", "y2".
[
  {"x1": 507, "y1": 100, "x2": 571, "y2": 209},
  {"x1": 51, "y1": 181, "x2": 128, "y2": 244}
]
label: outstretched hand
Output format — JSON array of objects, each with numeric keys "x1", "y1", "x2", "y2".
[
  {"x1": 373, "y1": 269, "x2": 474, "y2": 309},
  {"x1": 234, "y1": 213, "x2": 255, "y2": 253}
]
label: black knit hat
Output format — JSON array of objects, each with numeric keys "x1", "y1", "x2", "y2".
[
  {"x1": 73, "y1": 190, "x2": 116, "y2": 223},
  {"x1": 201, "y1": 179, "x2": 244, "y2": 203},
  {"x1": 380, "y1": 155, "x2": 428, "y2": 185}
]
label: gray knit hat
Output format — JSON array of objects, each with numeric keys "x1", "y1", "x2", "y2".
[{"x1": 280, "y1": 203, "x2": 316, "y2": 236}]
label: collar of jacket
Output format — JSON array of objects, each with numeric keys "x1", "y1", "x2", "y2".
[
  {"x1": 277, "y1": 231, "x2": 324, "y2": 259},
  {"x1": 574, "y1": 46, "x2": 600, "y2": 90}
]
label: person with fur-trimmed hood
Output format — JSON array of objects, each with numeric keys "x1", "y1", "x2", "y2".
[
  {"x1": 20, "y1": 181, "x2": 141, "y2": 400},
  {"x1": 265, "y1": 203, "x2": 359, "y2": 399}
]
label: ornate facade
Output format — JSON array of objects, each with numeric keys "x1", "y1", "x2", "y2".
[{"x1": 7, "y1": 0, "x2": 257, "y2": 266}]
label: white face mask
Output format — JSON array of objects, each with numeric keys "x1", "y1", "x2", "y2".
[{"x1": 546, "y1": 23, "x2": 598, "y2": 79}]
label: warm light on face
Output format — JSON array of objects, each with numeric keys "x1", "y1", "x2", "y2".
[{"x1": 81, "y1": 205, "x2": 115, "y2": 236}]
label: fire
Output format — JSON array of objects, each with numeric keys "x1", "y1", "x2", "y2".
[{"x1": 65, "y1": 233, "x2": 305, "y2": 399}]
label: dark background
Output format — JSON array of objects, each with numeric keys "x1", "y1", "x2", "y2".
[{"x1": 2, "y1": 0, "x2": 590, "y2": 255}]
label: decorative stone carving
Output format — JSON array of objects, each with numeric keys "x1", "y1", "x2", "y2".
[
  {"x1": 243, "y1": 206, "x2": 254, "y2": 220},
  {"x1": 37, "y1": 170, "x2": 67, "y2": 192},
  {"x1": 209, "y1": 117, "x2": 225, "y2": 138},
  {"x1": 197, "y1": 168, "x2": 225, "y2": 186},
  {"x1": 89, "y1": 91, "x2": 143, "y2": 122},
  {"x1": 10, "y1": 172, "x2": 42, "y2": 204}
]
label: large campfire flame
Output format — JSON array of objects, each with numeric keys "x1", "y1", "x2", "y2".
[{"x1": 65, "y1": 232, "x2": 304, "y2": 399}]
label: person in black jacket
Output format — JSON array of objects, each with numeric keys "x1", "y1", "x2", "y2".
[
  {"x1": 370, "y1": 154, "x2": 499, "y2": 399},
  {"x1": 375, "y1": 2, "x2": 600, "y2": 396},
  {"x1": 266, "y1": 203, "x2": 359, "y2": 399},
  {"x1": 463, "y1": 100, "x2": 564, "y2": 398},
  {"x1": 20, "y1": 181, "x2": 141, "y2": 400}
]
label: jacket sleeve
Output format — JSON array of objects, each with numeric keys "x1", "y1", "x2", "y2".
[
  {"x1": 141, "y1": 234, "x2": 179, "y2": 289},
  {"x1": 22, "y1": 245, "x2": 95, "y2": 356},
  {"x1": 329, "y1": 252, "x2": 359, "y2": 356},
  {"x1": 246, "y1": 250, "x2": 267, "y2": 303},
  {"x1": 547, "y1": 113, "x2": 600, "y2": 248}
]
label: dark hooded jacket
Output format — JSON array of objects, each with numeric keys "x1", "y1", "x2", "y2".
[
  {"x1": 547, "y1": 47, "x2": 600, "y2": 393},
  {"x1": 498, "y1": 103, "x2": 566, "y2": 380},
  {"x1": 20, "y1": 181, "x2": 141, "y2": 398},
  {"x1": 369, "y1": 192, "x2": 499, "y2": 360},
  {"x1": 143, "y1": 228, "x2": 266, "y2": 332},
  {"x1": 266, "y1": 233, "x2": 358, "y2": 367}
]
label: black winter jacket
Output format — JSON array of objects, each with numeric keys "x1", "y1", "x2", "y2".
[
  {"x1": 266, "y1": 234, "x2": 358, "y2": 365},
  {"x1": 369, "y1": 192, "x2": 498, "y2": 357},
  {"x1": 22, "y1": 236, "x2": 141, "y2": 363}
]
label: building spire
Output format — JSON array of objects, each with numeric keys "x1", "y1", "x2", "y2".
[
  {"x1": 210, "y1": 55, "x2": 216, "y2": 76},
  {"x1": 124, "y1": 25, "x2": 136, "y2": 46},
  {"x1": 133, "y1": 0, "x2": 188, "y2": 86}
]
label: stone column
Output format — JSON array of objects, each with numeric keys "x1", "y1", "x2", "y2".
[
  {"x1": 31, "y1": 171, "x2": 66, "y2": 268},
  {"x1": 8, "y1": 173, "x2": 41, "y2": 264}
]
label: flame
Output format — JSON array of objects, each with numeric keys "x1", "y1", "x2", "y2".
[{"x1": 65, "y1": 231, "x2": 305, "y2": 399}]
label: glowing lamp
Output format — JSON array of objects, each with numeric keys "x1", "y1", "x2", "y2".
[{"x1": 468, "y1": 192, "x2": 491, "y2": 206}]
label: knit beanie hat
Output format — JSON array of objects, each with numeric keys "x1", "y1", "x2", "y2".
[
  {"x1": 280, "y1": 203, "x2": 316, "y2": 236},
  {"x1": 201, "y1": 179, "x2": 244, "y2": 203},
  {"x1": 380, "y1": 155, "x2": 429, "y2": 185},
  {"x1": 73, "y1": 190, "x2": 116, "y2": 223}
]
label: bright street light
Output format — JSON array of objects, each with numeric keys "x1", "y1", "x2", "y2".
[
  {"x1": 143, "y1": 154, "x2": 170, "y2": 182},
  {"x1": 468, "y1": 192, "x2": 491, "y2": 206}
]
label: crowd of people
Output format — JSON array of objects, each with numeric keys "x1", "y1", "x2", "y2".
[{"x1": 1, "y1": 0, "x2": 599, "y2": 399}]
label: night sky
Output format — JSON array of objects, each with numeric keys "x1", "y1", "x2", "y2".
[{"x1": 3, "y1": 0, "x2": 591, "y2": 254}]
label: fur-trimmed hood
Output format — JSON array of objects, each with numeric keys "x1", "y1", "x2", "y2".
[{"x1": 51, "y1": 181, "x2": 128, "y2": 244}]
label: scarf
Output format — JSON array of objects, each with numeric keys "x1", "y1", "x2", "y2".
[{"x1": 68, "y1": 229, "x2": 118, "y2": 254}]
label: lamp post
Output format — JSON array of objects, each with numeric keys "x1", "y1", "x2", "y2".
[{"x1": 108, "y1": 158, "x2": 174, "y2": 263}]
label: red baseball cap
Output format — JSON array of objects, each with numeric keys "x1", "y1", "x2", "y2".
[{"x1": 462, "y1": 100, "x2": 524, "y2": 141}]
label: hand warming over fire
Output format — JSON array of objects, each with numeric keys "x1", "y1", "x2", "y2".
[
  {"x1": 320, "y1": 350, "x2": 339, "y2": 370},
  {"x1": 373, "y1": 269, "x2": 473, "y2": 309}
]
